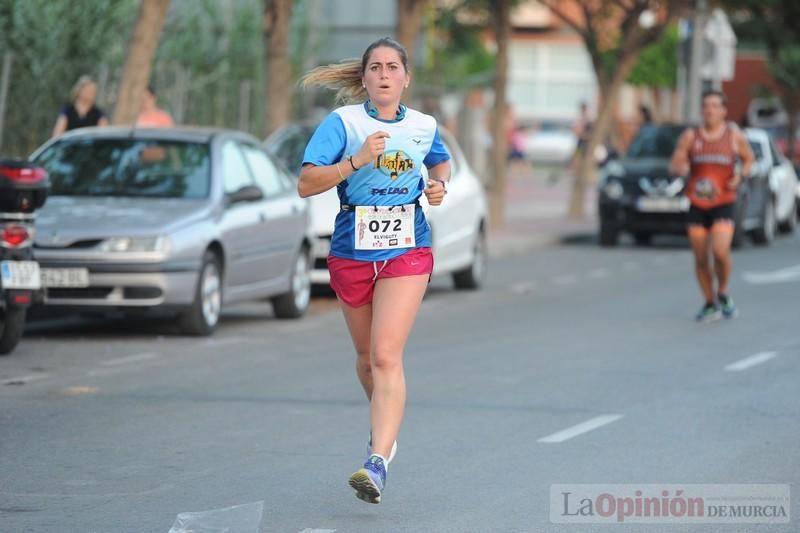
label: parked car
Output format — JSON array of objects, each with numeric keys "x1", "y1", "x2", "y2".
[
  {"x1": 746, "y1": 97, "x2": 787, "y2": 130},
  {"x1": 597, "y1": 123, "x2": 776, "y2": 247},
  {"x1": 767, "y1": 126, "x2": 800, "y2": 204},
  {"x1": 744, "y1": 128, "x2": 798, "y2": 235},
  {"x1": 797, "y1": 175, "x2": 800, "y2": 217},
  {"x1": 766, "y1": 125, "x2": 800, "y2": 165},
  {"x1": 520, "y1": 120, "x2": 577, "y2": 164},
  {"x1": 30, "y1": 127, "x2": 312, "y2": 335},
  {"x1": 265, "y1": 122, "x2": 489, "y2": 290},
  {"x1": 748, "y1": 97, "x2": 800, "y2": 165}
]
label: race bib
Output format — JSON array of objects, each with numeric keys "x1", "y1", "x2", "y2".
[
  {"x1": 694, "y1": 177, "x2": 717, "y2": 199},
  {"x1": 354, "y1": 204, "x2": 416, "y2": 250}
]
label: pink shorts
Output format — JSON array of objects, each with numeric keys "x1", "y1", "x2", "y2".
[{"x1": 327, "y1": 247, "x2": 434, "y2": 308}]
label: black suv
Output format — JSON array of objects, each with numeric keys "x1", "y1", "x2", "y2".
[{"x1": 597, "y1": 124, "x2": 772, "y2": 247}]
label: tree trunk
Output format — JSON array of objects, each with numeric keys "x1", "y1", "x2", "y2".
[
  {"x1": 264, "y1": 0, "x2": 294, "y2": 138},
  {"x1": 396, "y1": 0, "x2": 427, "y2": 80},
  {"x1": 489, "y1": 0, "x2": 511, "y2": 229},
  {"x1": 113, "y1": 0, "x2": 170, "y2": 125},
  {"x1": 570, "y1": 52, "x2": 641, "y2": 218}
]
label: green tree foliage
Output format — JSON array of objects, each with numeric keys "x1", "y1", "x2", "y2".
[
  {"x1": 596, "y1": 20, "x2": 679, "y2": 90},
  {"x1": 153, "y1": 0, "x2": 313, "y2": 135},
  {"x1": 723, "y1": 0, "x2": 800, "y2": 159},
  {"x1": 0, "y1": 0, "x2": 313, "y2": 155},
  {"x1": 0, "y1": 0, "x2": 136, "y2": 156},
  {"x1": 726, "y1": 1, "x2": 800, "y2": 92},
  {"x1": 416, "y1": 5, "x2": 496, "y2": 93},
  {"x1": 627, "y1": 24, "x2": 679, "y2": 88},
  {"x1": 153, "y1": 0, "x2": 265, "y2": 131}
]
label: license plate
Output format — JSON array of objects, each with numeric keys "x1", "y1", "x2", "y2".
[
  {"x1": 40, "y1": 268, "x2": 90, "y2": 288},
  {"x1": 636, "y1": 196, "x2": 690, "y2": 213},
  {"x1": 1, "y1": 260, "x2": 41, "y2": 290}
]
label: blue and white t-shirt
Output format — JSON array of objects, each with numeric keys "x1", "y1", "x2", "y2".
[{"x1": 302, "y1": 102, "x2": 450, "y2": 261}]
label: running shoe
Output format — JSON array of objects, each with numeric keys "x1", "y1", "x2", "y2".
[
  {"x1": 367, "y1": 433, "x2": 397, "y2": 464},
  {"x1": 695, "y1": 302, "x2": 722, "y2": 322},
  {"x1": 718, "y1": 294, "x2": 737, "y2": 319},
  {"x1": 349, "y1": 455, "x2": 386, "y2": 504}
]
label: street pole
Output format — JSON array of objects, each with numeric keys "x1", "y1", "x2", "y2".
[
  {"x1": 686, "y1": 0, "x2": 707, "y2": 124},
  {"x1": 0, "y1": 52, "x2": 13, "y2": 153},
  {"x1": 677, "y1": 19, "x2": 688, "y2": 123}
]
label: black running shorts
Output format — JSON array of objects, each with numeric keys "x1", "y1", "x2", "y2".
[{"x1": 686, "y1": 202, "x2": 735, "y2": 229}]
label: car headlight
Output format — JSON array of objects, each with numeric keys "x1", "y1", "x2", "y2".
[
  {"x1": 598, "y1": 160, "x2": 626, "y2": 188},
  {"x1": 605, "y1": 160, "x2": 626, "y2": 178},
  {"x1": 603, "y1": 179, "x2": 624, "y2": 200},
  {"x1": 97, "y1": 236, "x2": 170, "y2": 253}
]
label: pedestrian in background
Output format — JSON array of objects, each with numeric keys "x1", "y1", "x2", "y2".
[
  {"x1": 638, "y1": 104, "x2": 653, "y2": 127},
  {"x1": 569, "y1": 101, "x2": 592, "y2": 176},
  {"x1": 506, "y1": 106, "x2": 526, "y2": 162},
  {"x1": 136, "y1": 85, "x2": 174, "y2": 127},
  {"x1": 52, "y1": 76, "x2": 108, "y2": 137},
  {"x1": 298, "y1": 36, "x2": 450, "y2": 505}
]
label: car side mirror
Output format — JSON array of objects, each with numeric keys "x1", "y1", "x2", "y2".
[{"x1": 226, "y1": 185, "x2": 263, "y2": 205}]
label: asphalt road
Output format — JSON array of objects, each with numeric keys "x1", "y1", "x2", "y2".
[{"x1": 2, "y1": 231, "x2": 798, "y2": 533}]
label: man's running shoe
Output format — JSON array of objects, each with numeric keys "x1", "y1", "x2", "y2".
[
  {"x1": 718, "y1": 294, "x2": 737, "y2": 318},
  {"x1": 367, "y1": 433, "x2": 397, "y2": 464},
  {"x1": 349, "y1": 455, "x2": 386, "y2": 504},
  {"x1": 695, "y1": 302, "x2": 722, "y2": 322}
]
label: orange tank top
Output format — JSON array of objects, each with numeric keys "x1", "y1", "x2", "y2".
[{"x1": 687, "y1": 124, "x2": 737, "y2": 208}]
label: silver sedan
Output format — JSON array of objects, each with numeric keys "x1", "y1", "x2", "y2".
[{"x1": 31, "y1": 127, "x2": 312, "y2": 335}]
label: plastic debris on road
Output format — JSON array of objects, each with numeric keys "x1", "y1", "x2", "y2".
[{"x1": 168, "y1": 501, "x2": 264, "y2": 533}]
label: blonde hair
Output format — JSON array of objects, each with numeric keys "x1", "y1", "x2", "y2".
[
  {"x1": 301, "y1": 37, "x2": 409, "y2": 104},
  {"x1": 71, "y1": 75, "x2": 96, "y2": 102},
  {"x1": 300, "y1": 59, "x2": 366, "y2": 105}
]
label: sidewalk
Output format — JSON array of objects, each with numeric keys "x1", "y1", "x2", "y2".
[{"x1": 487, "y1": 164, "x2": 598, "y2": 257}]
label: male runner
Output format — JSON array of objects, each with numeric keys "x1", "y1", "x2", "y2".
[{"x1": 670, "y1": 90, "x2": 754, "y2": 321}]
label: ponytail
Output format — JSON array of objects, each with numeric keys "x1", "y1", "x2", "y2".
[{"x1": 300, "y1": 59, "x2": 366, "y2": 104}]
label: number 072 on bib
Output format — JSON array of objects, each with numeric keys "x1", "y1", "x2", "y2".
[{"x1": 354, "y1": 204, "x2": 416, "y2": 250}]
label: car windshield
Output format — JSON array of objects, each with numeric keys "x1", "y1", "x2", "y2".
[
  {"x1": 34, "y1": 138, "x2": 211, "y2": 198},
  {"x1": 268, "y1": 125, "x2": 315, "y2": 174},
  {"x1": 626, "y1": 125, "x2": 684, "y2": 158}
]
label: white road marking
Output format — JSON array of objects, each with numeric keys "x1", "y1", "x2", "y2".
[
  {"x1": 198, "y1": 336, "x2": 245, "y2": 347},
  {"x1": 4, "y1": 373, "x2": 49, "y2": 386},
  {"x1": 86, "y1": 353, "x2": 162, "y2": 377},
  {"x1": 724, "y1": 351, "x2": 778, "y2": 372},
  {"x1": 298, "y1": 529, "x2": 336, "y2": 533},
  {"x1": 743, "y1": 265, "x2": 800, "y2": 285},
  {"x1": 650, "y1": 255, "x2": 671, "y2": 266},
  {"x1": 510, "y1": 281, "x2": 537, "y2": 294},
  {"x1": 537, "y1": 414, "x2": 624, "y2": 444},
  {"x1": 101, "y1": 352, "x2": 160, "y2": 366},
  {"x1": 553, "y1": 274, "x2": 578, "y2": 286},
  {"x1": 622, "y1": 261, "x2": 640, "y2": 272},
  {"x1": 88, "y1": 367, "x2": 135, "y2": 377},
  {"x1": 586, "y1": 268, "x2": 609, "y2": 280}
]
